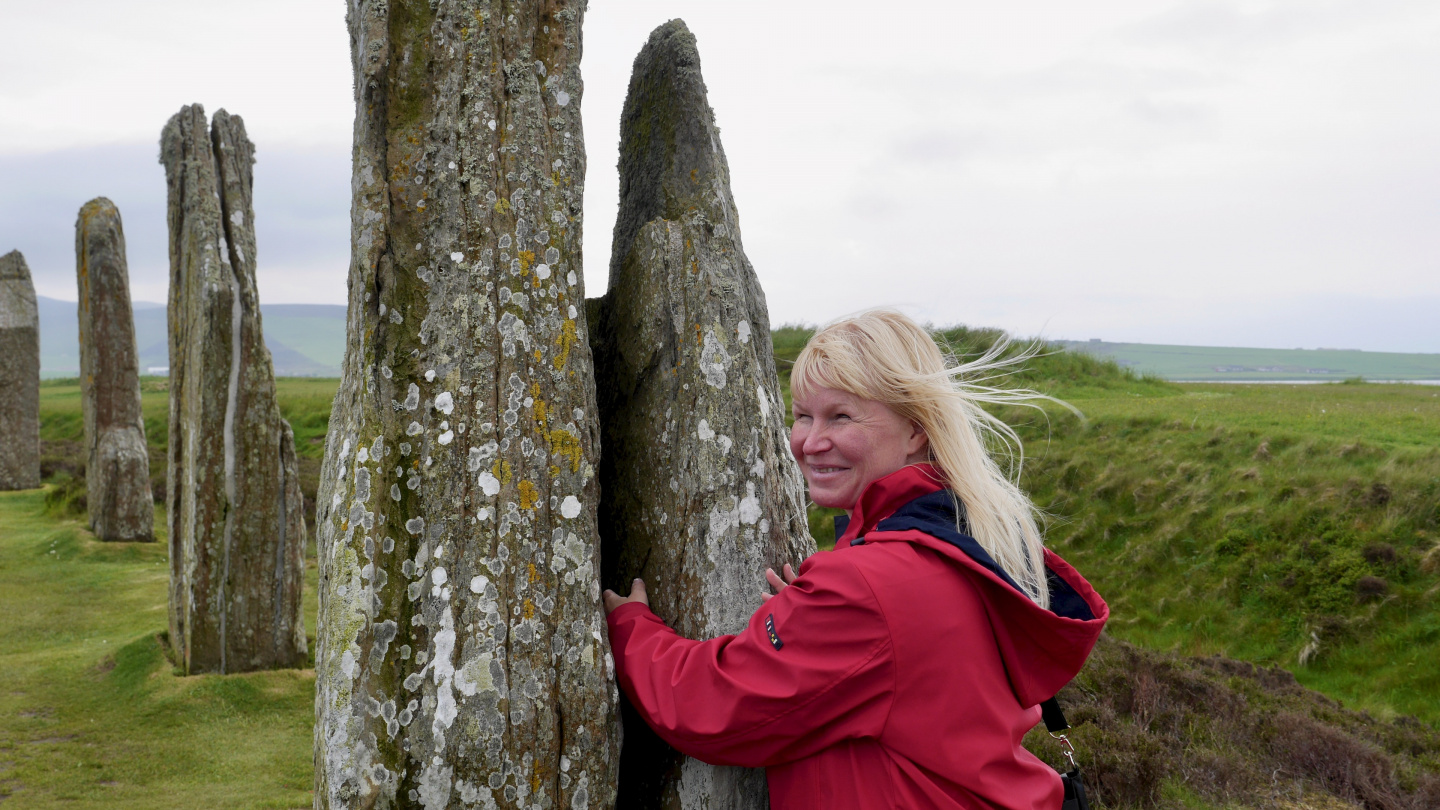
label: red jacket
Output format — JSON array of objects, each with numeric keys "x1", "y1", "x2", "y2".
[{"x1": 607, "y1": 464, "x2": 1109, "y2": 809}]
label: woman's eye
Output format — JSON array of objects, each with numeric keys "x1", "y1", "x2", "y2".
[{"x1": 835, "y1": 413, "x2": 851, "y2": 421}]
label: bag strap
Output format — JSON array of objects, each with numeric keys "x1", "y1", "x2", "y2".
[{"x1": 1040, "y1": 696, "x2": 1080, "y2": 773}]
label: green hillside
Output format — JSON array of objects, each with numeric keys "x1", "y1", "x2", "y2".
[
  {"x1": 1063, "y1": 339, "x2": 1440, "y2": 382},
  {"x1": 36, "y1": 297, "x2": 346, "y2": 378}
]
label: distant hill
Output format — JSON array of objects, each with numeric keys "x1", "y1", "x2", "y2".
[
  {"x1": 1061, "y1": 339, "x2": 1440, "y2": 382},
  {"x1": 37, "y1": 296, "x2": 346, "y2": 378}
]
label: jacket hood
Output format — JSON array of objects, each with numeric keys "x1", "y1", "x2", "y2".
[{"x1": 834, "y1": 464, "x2": 1109, "y2": 707}]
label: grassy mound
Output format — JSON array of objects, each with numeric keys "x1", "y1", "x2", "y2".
[{"x1": 1017, "y1": 383, "x2": 1440, "y2": 724}]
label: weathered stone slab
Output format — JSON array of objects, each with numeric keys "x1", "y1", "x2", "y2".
[
  {"x1": 313, "y1": 2, "x2": 618, "y2": 807},
  {"x1": 161, "y1": 105, "x2": 307, "y2": 674},
  {"x1": 0, "y1": 250, "x2": 40, "y2": 491},
  {"x1": 76, "y1": 198, "x2": 155, "y2": 542},
  {"x1": 590, "y1": 20, "x2": 816, "y2": 810}
]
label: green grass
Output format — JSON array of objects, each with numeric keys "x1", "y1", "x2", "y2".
[
  {"x1": 1063, "y1": 340, "x2": 1440, "y2": 382},
  {"x1": 0, "y1": 488, "x2": 320, "y2": 808},
  {"x1": 1014, "y1": 382, "x2": 1440, "y2": 723}
]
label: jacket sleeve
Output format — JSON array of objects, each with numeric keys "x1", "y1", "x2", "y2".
[{"x1": 605, "y1": 551, "x2": 894, "y2": 768}]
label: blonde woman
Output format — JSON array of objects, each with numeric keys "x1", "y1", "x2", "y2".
[{"x1": 605, "y1": 310, "x2": 1108, "y2": 809}]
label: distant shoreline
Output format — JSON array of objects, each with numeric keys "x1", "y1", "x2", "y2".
[{"x1": 1176, "y1": 379, "x2": 1440, "y2": 386}]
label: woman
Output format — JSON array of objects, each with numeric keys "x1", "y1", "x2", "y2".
[{"x1": 603, "y1": 310, "x2": 1108, "y2": 809}]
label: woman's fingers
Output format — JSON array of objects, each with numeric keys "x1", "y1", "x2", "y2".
[
  {"x1": 602, "y1": 578, "x2": 650, "y2": 615},
  {"x1": 765, "y1": 567, "x2": 786, "y2": 594},
  {"x1": 782, "y1": 563, "x2": 798, "y2": 585}
]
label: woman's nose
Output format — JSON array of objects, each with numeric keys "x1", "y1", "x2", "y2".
[{"x1": 801, "y1": 424, "x2": 831, "y2": 454}]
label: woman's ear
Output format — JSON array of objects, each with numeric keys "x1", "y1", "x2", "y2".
[{"x1": 906, "y1": 421, "x2": 929, "y2": 461}]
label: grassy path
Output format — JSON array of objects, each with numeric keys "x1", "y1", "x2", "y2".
[{"x1": 0, "y1": 489, "x2": 318, "y2": 808}]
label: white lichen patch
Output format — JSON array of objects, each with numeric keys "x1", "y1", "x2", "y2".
[
  {"x1": 699, "y1": 329, "x2": 730, "y2": 388},
  {"x1": 560, "y1": 496, "x2": 581, "y2": 519},
  {"x1": 478, "y1": 471, "x2": 501, "y2": 496}
]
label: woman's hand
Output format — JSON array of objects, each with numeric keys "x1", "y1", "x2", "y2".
[
  {"x1": 603, "y1": 579, "x2": 650, "y2": 615},
  {"x1": 761, "y1": 563, "x2": 798, "y2": 602}
]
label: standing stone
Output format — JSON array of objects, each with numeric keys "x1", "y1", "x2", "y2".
[
  {"x1": 313, "y1": 2, "x2": 618, "y2": 808},
  {"x1": 0, "y1": 250, "x2": 40, "y2": 491},
  {"x1": 161, "y1": 105, "x2": 307, "y2": 674},
  {"x1": 76, "y1": 198, "x2": 155, "y2": 542},
  {"x1": 590, "y1": 21, "x2": 816, "y2": 810}
]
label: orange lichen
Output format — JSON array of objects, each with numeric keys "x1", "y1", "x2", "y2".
[
  {"x1": 523, "y1": 598, "x2": 535, "y2": 619},
  {"x1": 518, "y1": 480, "x2": 539, "y2": 510},
  {"x1": 546, "y1": 427, "x2": 582, "y2": 473},
  {"x1": 553, "y1": 319, "x2": 578, "y2": 370},
  {"x1": 518, "y1": 250, "x2": 534, "y2": 272}
]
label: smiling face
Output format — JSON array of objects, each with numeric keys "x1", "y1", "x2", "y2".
[{"x1": 790, "y1": 386, "x2": 930, "y2": 513}]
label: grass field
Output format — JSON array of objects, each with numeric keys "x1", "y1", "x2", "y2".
[
  {"x1": 0, "y1": 489, "x2": 320, "y2": 808},
  {"x1": 6, "y1": 335, "x2": 1440, "y2": 807},
  {"x1": 1, "y1": 379, "x2": 336, "y2": 807}
]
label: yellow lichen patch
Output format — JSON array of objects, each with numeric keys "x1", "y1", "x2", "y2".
[
  {"x1": 546, "y1": 427, "x2": 583, "y2": 473},
  {"x1": 518, "y1": 250, "x2": 534, "y2": 272},
  {"x1": 492, "y1": 460, "x2": 513, "y2": 487},
  {"x1": 523, "y1": 598, "x2": 536, "y2": 620},
  {"x1": 494, "y1": 198, "x2": 511, "y2": 215},
  {"x1": 549, "y1": 465, "x2": 560, "y2": 478},
  {"x1": 527, "y1": 563, "x2": 539, "y2": 584},
  {"x1": 533, "y1": 349, "x2": 543, "y2": 363},
  {"x1": 518, "y1": 480, "x2": 539, "y2": 510},
  {"x1": 553, "y1": 318, "x2": 578, "y2": 370}
]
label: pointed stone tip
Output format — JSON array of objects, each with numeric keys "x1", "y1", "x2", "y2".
[
  {"x1": 639, "y1": 18, "x2": 700, "y2": 69},
  {"x1": 0, "y1": 250, "x2": 31, "y2": 281},
  {"x1": 79, "y1": 197, "x2": 119, "y2": 220}
]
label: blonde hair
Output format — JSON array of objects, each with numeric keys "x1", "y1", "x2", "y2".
[{"x1": 792, "y1": 309, "x2": 1069, "y2": 609}]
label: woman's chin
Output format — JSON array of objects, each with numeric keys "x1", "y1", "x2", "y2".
[{"x1": 807, "y1": 488, "x2": 856, "y2": 512}]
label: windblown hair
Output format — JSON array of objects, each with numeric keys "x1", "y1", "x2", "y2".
[{"x1": 792, "y1": 309, "x2": 1069, "y2": 609}]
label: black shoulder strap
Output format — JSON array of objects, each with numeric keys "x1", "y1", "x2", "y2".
[{"x1": 1040, "y1": 696, "x2": 1069, "y2": 734}]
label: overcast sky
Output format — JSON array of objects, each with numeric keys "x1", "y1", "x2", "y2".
[{"x1": 2, "y1": 0, "x2": 1437, "y2": 351}]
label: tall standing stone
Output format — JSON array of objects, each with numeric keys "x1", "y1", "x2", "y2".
[
  {"x1": 161, "y1": 105, "x2": 307, "y2": 674},
  {"x1": 590, "y1": 20, "x2": 816, "y2": 810},
  {"x1": 0, "y1": 250, "x2": 40, "y2": 491},
  {"x1": 76, "y1": 198, "x2": 155, "y2": 542},
  {"x1": 313, "y1": 2, "x2": 618, "y2": 807}
]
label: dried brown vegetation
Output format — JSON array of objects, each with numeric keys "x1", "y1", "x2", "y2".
[{"x1": 1026, "y1": 635, "x2": 1440, "y2": 809}]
